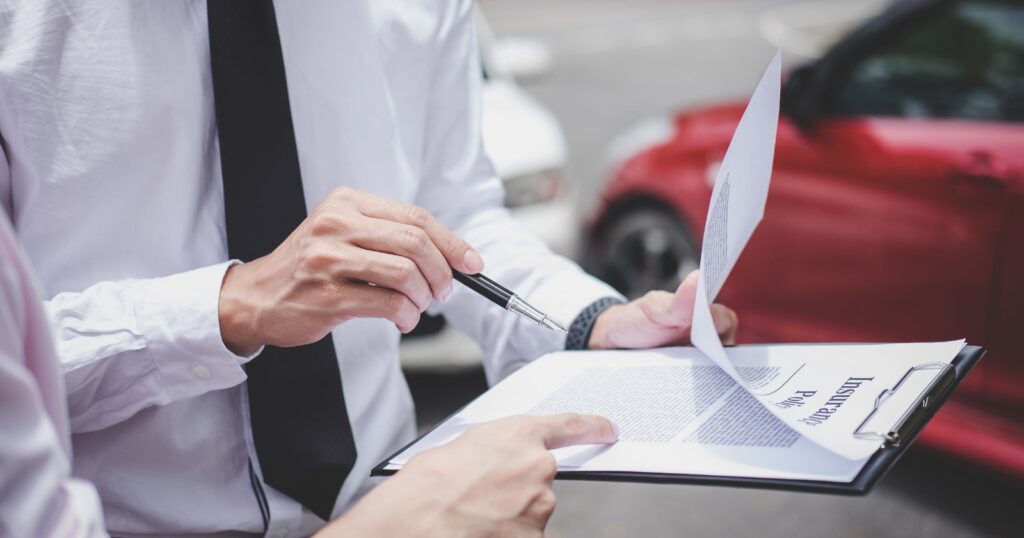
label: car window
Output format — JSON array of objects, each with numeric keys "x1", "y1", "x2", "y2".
[{"x1": 827, "y1": 0, "x2": 1024, "y2": 123}]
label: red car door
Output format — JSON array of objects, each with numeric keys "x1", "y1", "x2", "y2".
[
  {"x1": 985, "y1": 148, "x2": 1024, "y2": 411},
  {"x1": 727, "y1": 117, "x2": 1009, "y2": 403}
]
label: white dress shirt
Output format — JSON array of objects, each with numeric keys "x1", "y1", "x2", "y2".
[
  {"x1": 0, "y1": 1, "x2": 618, "y2": 536},
  {"x1": 0, "y1": 214, "x2": 107, "y2": 538}
]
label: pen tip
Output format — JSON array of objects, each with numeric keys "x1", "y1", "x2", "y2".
[{"x1": 542, "y1": 318, "x2": 567, "y2": 332}]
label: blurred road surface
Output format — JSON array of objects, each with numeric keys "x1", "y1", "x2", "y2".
[{"x1": 407, "y1": 1, "x2": 1022, "y2": 537}]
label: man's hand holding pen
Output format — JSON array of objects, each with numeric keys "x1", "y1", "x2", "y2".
[
  {"x1": 218, "y1": 186, "x2": 485, "y2": 356},
  {"x1": 218, "y1": 187, "x2": 738, "y2": 356}
]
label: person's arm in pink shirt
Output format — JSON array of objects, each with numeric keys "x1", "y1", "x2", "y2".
[{"x1": 0, "y1": 215, "x2": 108, "y2": 538}]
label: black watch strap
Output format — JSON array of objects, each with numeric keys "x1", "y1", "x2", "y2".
[{"x1": 565, "y1": 297, "x2": 626, "y2": 351}]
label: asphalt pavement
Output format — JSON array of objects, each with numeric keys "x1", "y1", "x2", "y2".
[{"x1": 407, "y1": 1, "x2": 1023, "y2": 537}]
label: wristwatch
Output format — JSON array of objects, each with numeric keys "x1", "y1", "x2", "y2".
[{"x1": 565, "y1": 296, "x2": 625, "y2": 351}]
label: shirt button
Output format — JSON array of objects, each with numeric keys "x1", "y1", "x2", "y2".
[{"x1": 191, "y1": 364, "x2": 211, "y2": 380}]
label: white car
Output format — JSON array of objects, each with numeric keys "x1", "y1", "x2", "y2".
[{"x1": 399, "y1": 12, "x2": 572, "y2": 369}]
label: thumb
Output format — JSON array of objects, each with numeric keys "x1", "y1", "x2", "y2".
[
  {"x1": 666, "y1": 270, "x2": 700, "y2": 323},
  {"x1": 711, "y1": 304, "x2": 739, "y2": 345},
  {"x1": 534, "y1": 414, "x2": 619, "y2": 450}
]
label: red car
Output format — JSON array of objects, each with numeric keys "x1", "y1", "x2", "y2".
[{"x1": 585, "y1": 0, "x2": 1024, "y2": 476}]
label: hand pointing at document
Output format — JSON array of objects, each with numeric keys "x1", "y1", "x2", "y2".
[{"x1": 316, "y1": 414, "x2": 619, "y2": 537}]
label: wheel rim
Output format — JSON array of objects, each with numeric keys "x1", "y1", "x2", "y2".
[{"x1": 598, "y1": 212, "x2": 698, "y2": 299}]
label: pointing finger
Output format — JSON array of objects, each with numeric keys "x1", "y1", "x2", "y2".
[{"x1": 533, "y1": 413, "x2": 619, "y2": 450}]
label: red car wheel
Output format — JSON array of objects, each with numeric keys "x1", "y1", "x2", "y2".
[{"x1": 587, "y1": 206, "x2": 698, "y2": 299}]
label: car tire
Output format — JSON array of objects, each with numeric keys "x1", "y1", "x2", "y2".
[{"x1": 587, "y1": 206, "x2": 699, "y2": 300}]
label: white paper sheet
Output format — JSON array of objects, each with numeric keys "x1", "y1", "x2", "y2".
[
  {"x1": 684, "y1": 52, "x2": 964, "y2": 459},
  {"x1": 690, "y1": 50, "x2": 781, "y2": 380},
  {"x1": 383, "y1": 343, "x2": 964, "y2": 481}
]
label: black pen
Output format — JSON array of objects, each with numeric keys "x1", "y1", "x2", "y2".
[{"x1": 452, "y1": 270, "x2": 567, "y2": 332}]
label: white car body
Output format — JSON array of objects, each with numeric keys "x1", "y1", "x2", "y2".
[
  {"x1": 481, "y1": 78, "x2": 576, "y2": 258},
  {"x1": 399, "y1": 16, "x2": 573, "y2": 370}
]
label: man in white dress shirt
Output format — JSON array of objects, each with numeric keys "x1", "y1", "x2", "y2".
[
  {"x1": 0, "y1": 1, "x2": 736, "y2": 536},
  {"x1": 0, "y1": 209, "x2": 620, "y2": 538}
]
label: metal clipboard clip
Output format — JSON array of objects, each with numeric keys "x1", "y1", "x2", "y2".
[{"x1": 852, "y1": 362, "x2": 956, "y2": 448}]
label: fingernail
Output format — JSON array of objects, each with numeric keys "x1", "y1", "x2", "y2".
[
  {"x1": 713, "y1": 307, "x2": 737, "y2": 333},
  {"x1": 441, "y1": 283, "x2": 454, "y2": 303},
  {"x1": 463, "y1": 250, "x2": 484, "y2": 273},
  {"x1": 609, "y1": 420, "x2": 620, "y2": 440},
  {"x1": 715, "y1": 312, "x2": 728, "y2": 333}
]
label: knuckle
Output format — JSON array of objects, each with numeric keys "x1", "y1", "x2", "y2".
[
  {"x1": 309, "y1": 212, "x2": 356, "y2": 237},
  {"x1": 534, "y1": 488, "x2": 557, "y2": 513},
  {"x1": 400, "y1": 303, "x2": 421, "y2": 329},
  {"x1": 384, "y1": 291, "x2": 407, "y2": 315},
  {"x1": 562, "y1": 414, "x2": 587, "y2": 438},
  {"x1": 513, "y1": 416, "x2": 542, "y2": 438},
  {"x1": 298, "y1": 243, "x2": 336, "y2": 272},
  {"x1": 443, "y1": 234, "x2": 467, "y2": 257},
  {"x1": 492, "y1": 416, "x2": 526, "y2": 437},
  {"x1": 533, "y1": 452, "x2": 558, "y2": 480},
  {"x1": 385, "y1": 294, "x2": 419, "y2": 325},
  {"x1": 345, "y1": 252, "x2": 372, "y2": 277},
  {"x1": 404, "y1": 205, "x2": 431, "y2": 228},
  {"x1": 308, "y1": 213, "x2": 338, "y2": 235},
  {"x1": 399, "y1": 296, "x2": 417, "y2": 316},
  {"x1": 330, "y1": 186, "x2": 355, "y2": 201},
  {"x1": 399, "y1": 227, "x2": 428, "y2": 253},
  {"x1": 399, "y1": 305, "x2": 415, "y2": 327},
  {"x1": 392, "y1": 258, "x2": 418, "y2": 287}
]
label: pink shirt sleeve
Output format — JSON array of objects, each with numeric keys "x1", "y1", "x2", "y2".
[{"x1": 0, "y1": 214, "x2": 108, "y2": 538}]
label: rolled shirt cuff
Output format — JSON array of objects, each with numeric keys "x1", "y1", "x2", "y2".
[{"x1": 134, "y1": 260, "x2": 256, "y2": 400}]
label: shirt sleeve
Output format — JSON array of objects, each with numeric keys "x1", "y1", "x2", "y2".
[
  {"x1": 0, "y1": 349, "x2": 110, "y2": 538},
  {"x1": 415, "y1": 0, "x2": 623, "y2": 385},
  {"x1": 45, "y1": 262, "x2": 253, "y2": 433},
  {"x1": 0, "y1": 260, "x2": 108, "y2": 538}
]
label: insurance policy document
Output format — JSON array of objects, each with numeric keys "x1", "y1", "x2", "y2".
[
  {"x1": 382, "y1": 342, "x2": 961, "y2": 482},
  {"x1": 380, "y1": 52, "x2": 966, "y2": 482},
  {"x1": 683, "y1": 52, "x2": 963, "y2": 461}
]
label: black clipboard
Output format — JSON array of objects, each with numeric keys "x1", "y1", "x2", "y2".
[{"x1": 373, "y1": 345, "x2": 984, "y2": 495}]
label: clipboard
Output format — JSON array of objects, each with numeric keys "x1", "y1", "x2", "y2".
[{"x1": 372, "y1": 346, "x2": 984, "y2": 495}]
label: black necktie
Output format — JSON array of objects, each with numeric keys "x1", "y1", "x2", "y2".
[{"x1": 207, "y1": 0, "x2": 357, "y2": 521}]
